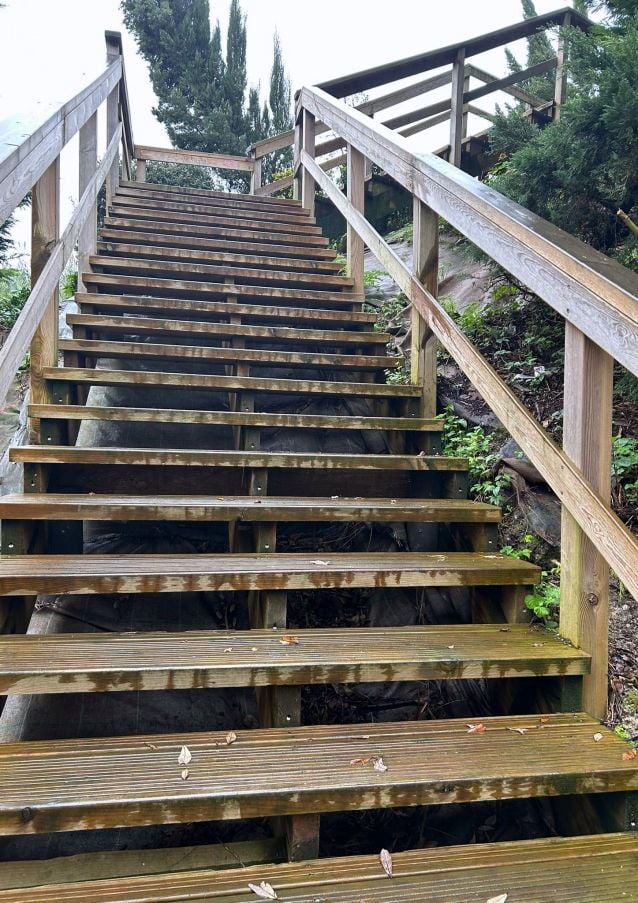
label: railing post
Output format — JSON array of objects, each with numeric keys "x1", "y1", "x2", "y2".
[
  {"x1": 301, "y1": 109, "x2": 315, "y2": 216},
  {"x1": 346, "y1": 144, "x2": 365, "y2": 299},
  {"x1": 411, "y1": 198, "x2": 439, "y2": 418},
  {"x1": 105, "y1": 32, "x2": 121, "y2": 208},
  {"x1": 136, "y1": 159, "x2": 146, "y2": 182},
  {"x1": 553, "y1": 11, "x2": 571, "y2": 122},
  {"x1": 78, "y1": 112, "x2": 98, "y2": 293},
  {"x1": 29, "y1": 157, "x2": 60, "y2": 433},
  {"x1": 250, "y1": 152, "x2": 262, "y2": 195},
  {"x1": 293, "y1": 113, "x2": 302, "y2": 201},
  {"x1": 449, "y1": 47, "x2": 466, "y2": 168},
  {"x1": 560, "y1": 325, "x2": 613, "y2": 719}
]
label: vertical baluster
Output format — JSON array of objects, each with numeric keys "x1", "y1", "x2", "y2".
[
  {"x1": 136, "y1": 158, "x2": 147, "y2": 182},
  {"x1": 250, "y1": 152, "x2": 262, "y2": 195},
  {"x1": 78, "y1": 112, "x2": 97, "y2": 293},
  {"x1": 346, "y1": 144, "x2": 365, "y2": 299},
  {"x1": 29, "y1": 157, "x2": 60, "y2": 439},
  {"x1": 560, "y1": 324, "x2": 613, "y2": 719},
  {"x1": 301, "y1": 108, "x2": 315, "y2": 216},
  {"x1": 293, "y1": 116, "x2": 302, "y2": 201},
  {"x1": 105, "y1": 32, "x2": 121, "y2": 208},
  {"x1": 449, "y1": 47, "x2": 466, "y2": 168},
  {"x1": 554, "y1": 11, "x2": 571, "y2": 122},
  {"x1": 411, "y1": 198, "x2": 439, "y2": 418}
]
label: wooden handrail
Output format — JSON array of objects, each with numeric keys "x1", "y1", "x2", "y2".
[
  {"x1": 317, "y1": 7, "x2": 589, "y2": 96},
  {"x1": 295, "y1": 81, "x2": 638, "y2": 718},
  {"x1": 134, "y1": 145, "x2": 254, "y2": 173}
]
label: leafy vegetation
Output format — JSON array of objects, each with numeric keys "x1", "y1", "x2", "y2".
[
  {"x1": 438, "y1": 405, "x2": 511, "y2": 506},
  {"x1": 0, "y1": 267, "x2": 30, "y2": 330}
]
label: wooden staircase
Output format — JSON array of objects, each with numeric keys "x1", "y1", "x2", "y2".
[{"x1": 0, "y1": 179, "x2": 637, "y2": 899}]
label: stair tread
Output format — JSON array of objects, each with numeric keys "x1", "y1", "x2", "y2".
[
  {"x1": 30, "y1": 404, "x2": 438, "y2": 430},
  {"x1": 0, "y1": 552, "x2": 539, "y2": 596},
  {"x1": 44, "y1": 367, "x2": 422, "y2": 398},
  {"x1": 108, "y1": 205, "x2": 323, "y2": 235},
  {"x1": 118, "y1": 179, "x2": 303, "y2": 206},
  {"x1": 115, "y1": 185, "x2": 305, "y2": 214},
  {"x1": 10, "y1": 447, "x2": 464, "y2": 469},
  {"x1": 59, "y1": 339, "x2": 396, "y2": 370},
  {"x1": 112, "y1": 193, "x2": 313, "y2": 224},
  {"x1": 89, "y1": 255, "x2": 354, "y2": 289},
  {"x1": 0, "y1": 625, "x2": 589, "y2": 696},
  {"x1": 97, "y1": 241, "x2": 342, "y2": 272},
  {"x1": 98, "y1": 228, "x2": 338, "y2": 259},
  {"x1": 0, "y1": 493, "x2": 499, "y2": 522},
  {"x1": 82, "y1": 273, "x2": 360, "y2": 306},
  {"x1": 104, "y1": 216, "x2": 329, "y2": 247},
  {"x1": 0, "y1": 714, "x2": 632, "y2": 836},
  {"x1": 74, "y1": 292, "x2": 376, "y2": 324},
  {"x1": 1, "y1": 833, "x2": 633, "y2": 902},
  {"x1": 67, "y1": 313, "x2": 389, "y2": 344}
]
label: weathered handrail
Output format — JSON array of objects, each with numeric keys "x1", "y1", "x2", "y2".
[
  {"x1": 295, "y1": 81, "x2": 638, "y2": 720},
  {"x1": 0, "y1": 32, "x2": 133, "y2": 414}
]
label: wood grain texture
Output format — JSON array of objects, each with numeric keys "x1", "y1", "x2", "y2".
[
  {"x1": 98, "y1": 229, "x2": 336, "y2": 259},
  {"x1": 0, "y1": 551, "x2": 538, "y2": 596},
  {"x1": 104, "y1": 215, "x2": 328, "y2": 247},
  {"x1": 134, "y1": 144, "x2": 254, "y2": 172},
  {"x1": 0, "y1": 713, "x2": 631, "y2": 837},
  {"x1": 118, "y1": 178, "x2": 301, "y2": 207},
  {"x1": 112, "y1": 193, "x2": 311, "y2": 225},
  {"x1": 0, "y1": 625, "x2": 588, "y2": 696}
]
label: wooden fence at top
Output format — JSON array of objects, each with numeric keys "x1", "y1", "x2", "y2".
[{"x1": 1, "y1": 8, "x2": 633, "y2": 722}]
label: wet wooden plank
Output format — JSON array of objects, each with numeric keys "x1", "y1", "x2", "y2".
[
  {"x1": 99, "y1": 228, "x2": 337, "y2": 259},
  {"x1": 0, "y1": 714, "x2": 632, "y2": 836},
  {"x1": 104, "y1": 215, "x2": 328, "y2": 247},
  {"x1": 108, "y1": 204, "x2": 322, "y2": 235},
  {"x1": 0, "y1": 551, "x2": 538, "y2": 596},
  {"x1": 0, "y1": 493, "x2": 498, "y2": 523},
  {"x1": 117, "y1": 183, "x2": 302, "y2": 213},
  {"x1": 112, "y1": 193, "x2": 312, "y2": 226},
  {"x1": 0, "y1": 624, "x2": 589, "y2": 696}
]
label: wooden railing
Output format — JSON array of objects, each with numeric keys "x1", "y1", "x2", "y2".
[
  {"x1": 0, "y1": 31, "x2": 132, "y2": 411},
  {"x1": 293, "y1": 74, "x2": 638, "y2": 721}
]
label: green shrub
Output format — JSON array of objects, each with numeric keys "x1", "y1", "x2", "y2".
[{"x1": 0, "y1": 267, "x2": 30, "y2": 329}]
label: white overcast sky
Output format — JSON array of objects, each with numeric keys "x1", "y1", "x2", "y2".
[{"x1": 1, "y1": 0, "x2": 586, "y2": 258}]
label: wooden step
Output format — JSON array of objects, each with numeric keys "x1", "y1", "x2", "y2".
[
  {"x1": 97, "y1": 240, "x2": 342, "y2": 273},
  {"x1": 74, "y1": 292, "x2": 376, "y2": 327},
  {"x1": 67, "y1": 314, "x2": 389, "y2": 348},
  {"x1": 118, "y1": 178, "x2": 303, "y2": 208},
  {"x1": 108, "y1": 205, "x2": 323, "y2": 236},
  {"x1": 98, "y1": 228, "x2": 338, "y2": 261},
  {"x1": 30, "y1": 404, "x2": 436, "y2": 432},
  {"x1": 112, "y1": 192, "x2": 313, "y2": 225},
  {"x1": 82, "y1": 274, "x2": 359, "y2": 308},
  {"x1": 11, "y1": 447, "x2": 463, "y2": 472},
  {"x1": 44, "y1": 368, "x2": 421, "y2": 400},
  {"x1": 4, "y1": 833, "x2": 634, "y2": 903},
  {"x1": 0, "y1": 551, "x2": 538, "y2": 596},
  {"x1": 0, "y1": 493, "x2": 498, "y2": 523},
  {"x1": 59, "y1": 339, "x2": 399, "y2": 371},
  {"x1": 104, "y1": 216, "x2": 330, "y2": 248},
  {"x1": 88, "y1": 255, "x2": 354, "y2": 291},
  {"x1": 0, "y1": 624, "x2": 589, "y2": 696},
  {"x1": 0, "y1": 714, "x2": 632, "y2": 836}
]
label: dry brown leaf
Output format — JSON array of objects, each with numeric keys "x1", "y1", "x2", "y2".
[
  {"x1": 593, "y1": 732, "x2": 604, "y2": 742},
  {"x1": 623, "y1": 749, "x2": 637, "y2": 760},
  {"x1": 226, "y1": 731, "x2": 237, "y2": 745},
  {"x1": 373, "y1": 756, "x2": 388, "y2": 772},
  {"x1": 379, "y1": 848, "x2": 393, "y2": 878},
  {"x1": 487, "y1": 895, "x2": 508, "y2": 903},
  {"x1": 144, "y1": 742, "x2": 157, "y2": 750},
  {"x1": 467, "y1": 723, "x2": 486, "y2": 734},
  {"x1": 499, "y1": 627, "x2": 511, "y2": 633},
  {"x1": 181, "y1": 768, "x2": 189, "y2": 780},
  {"x1": 507, "y1": 728, "x2": 528, "y2": 735},
  {"x1": 539, "y1": 716, "x2": 550, "y2": 724},
  {"x1": 280, "y1": 635, "x2": 300, "y2": 645},
  {"x1": 350, "y1": 757, "x2": 372, "y2": 766},
  {"x1": 248, "y1": 881, "x2": 278, "y2": 899},
  {"x1": 178, "y1": 745, "x2": 192, "y2": 766}
]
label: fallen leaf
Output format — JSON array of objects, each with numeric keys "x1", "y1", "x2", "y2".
[
  {"x1": 350, "y1": 757, "x2": 372, "y2": 766},
  {"x1": 178, "y1": 745, "x2": 192, "y2": 766},
  {"x1": 532, "y1": 642, "x2": 545, "y2": 647},
  {"x1": 144, "y1": 742, "x2": 157, "y2": 750},
  {"x1": 467, "y1": 723, "x2": 486, "y2": 734},
  {"x1": 593, "y1": 733, "x2": 604, "y2": 742},
  {"x1": 248, "y1": 881, "x2": 278, "y2": 899},
  {"x1": 499, "y1": 627, "x2": 511, "y2": 633},
  {"x1": 447, "y1": 645, "x2": 455, "y2": 650},
  {"x1": 623, "y1": 749, "x2": 637, "y2": 760},
  {"x1": 181, "y1": 768, "x2": 189, "y2": 780},
  {"x1": 507, "y1": 728, "x2": 528, "y2": 735},
  {"x1": 280, "y1": 635, "x2": 300, "y2": 645},
  {"x1": 312, "y1": 559, "x2": 330, "y2": 566},
  {"x1": 226, "y1": 731, "x2": 237, "y2": 745},
  {"x1": 373, "y1": 756, "x2": 388, "y2": 772},
  {"x1": 224, "y1": 647, "x2": 233, "y2": 653},
  {"x1": 379, "y1": 848, "x2": 393, "y2": 878},
  {"x1": 539, "y1": 716, "x2": 550, "y2": 724},
  {"x1": 487, "y1": 895, "x2": 508, "y2": 903}
]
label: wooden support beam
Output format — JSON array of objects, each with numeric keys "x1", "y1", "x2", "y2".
[
  {"x1": 293, "y1": 119, "x2": 302, "y2": 201},
  {"x1": 78, "y1": 112, "x2": 97, "y2": 293},
  {"x1": 250, "y1": 155, "x2": 262, "y2": 195},
  {"x1": 29, "y1": 157, "x2": 60, "y2": 440},
  {"x1": 554, "y1": 12, "x2": 571, "y2": 121},
  {"x1": 560, "y1": 325, "x2": 613, "y2": 720},
  {"x1": 411, "y1": 199, "x2": 438, "y2": 418},
  {"x1": 449, "y1": 47, "x2": 466, "y2": 168},
  {"x1": 301, "y1": 109, "x2": 315, "y2": 216},
  {"x1": 135, "y1": 159, "x2": 146, "y2": 182},
  {"x1": 346, "y1": 144, "x2": 365, "y2": 299},
  {"x1": 105, "y1": 33, "x2": 121, "y2": 208}
]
